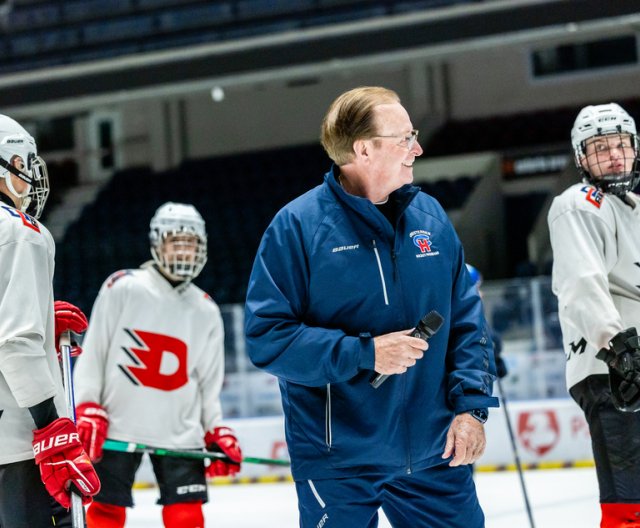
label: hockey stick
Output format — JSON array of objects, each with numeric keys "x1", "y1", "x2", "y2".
[
  {"x1": 496, "y1": 376, "x2": 536, "y2": 528},
  {"x1": 102, "y1": 439, "x2": 291, "y2": 467},
  {"x1": 60, "y1": 331, "x2": 85, "y2": 528}
]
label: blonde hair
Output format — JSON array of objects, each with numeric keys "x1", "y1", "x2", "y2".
[{"x1": 320, "y1": 86, "x2": 400, "y2": 166}]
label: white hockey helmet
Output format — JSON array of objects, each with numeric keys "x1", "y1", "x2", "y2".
[
  {"x1": 571, "y1": 103, "x2": 640, "y2": 195},
  {"x1": 149, "y1": 202, "x2": 207, "y2": 282},
  {"x1": 0, "y1": 114, "x2": 49, "y2": 218}
]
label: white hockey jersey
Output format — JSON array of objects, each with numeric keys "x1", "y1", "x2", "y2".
[
  {"x1": 548, "y1": 183, "x2": 640, "y2": 389},
  {"x1": 73, "y1": 263, "x2": 225, "y2": 449},
  {"x1": 0, "y1": 203, "x2": 66, "y2": 465}
]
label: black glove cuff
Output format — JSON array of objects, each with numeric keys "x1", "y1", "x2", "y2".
[{"x1": 609, "y1": 328, "x2": 638, "y2": 355}]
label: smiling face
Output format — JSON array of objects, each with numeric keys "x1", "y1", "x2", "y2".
[
  {"x1": 366, "y1": 102, "x2": 423, "y2": 197},
  {"x1": 155, "y1": 232, "x2": 205, "y2": 281}
]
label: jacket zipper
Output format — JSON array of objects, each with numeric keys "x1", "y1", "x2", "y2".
[
  {"x1": 372, "y1": 240, "x2": 389, "y2": 305},
  {"x1": 325, "y1": 383, "x2": 332, "y2": 450},
  {"x1": 390, "y1": 240, "x2": 410, "y2": 472}
]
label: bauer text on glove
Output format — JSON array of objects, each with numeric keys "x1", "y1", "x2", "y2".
[{"x1": 32, "y1": 417, "x2": 101, "y2": 508}]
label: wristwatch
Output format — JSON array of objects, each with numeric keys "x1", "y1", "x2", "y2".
[{"x1": 466, "y1": 408, "x2": 488, "y2": 424}]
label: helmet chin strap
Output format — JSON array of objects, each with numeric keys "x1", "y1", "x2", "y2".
[
  {"x1": 0, "y1": 156, "x2": 31, "y2": 208},
  {"x1": 0, "y1": 156, "x2": 31, "y2": 185}
]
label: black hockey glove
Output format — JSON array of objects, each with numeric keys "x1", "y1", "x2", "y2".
[{"x1": 596, "y1": 328, "x2": 640, "y2": 412}]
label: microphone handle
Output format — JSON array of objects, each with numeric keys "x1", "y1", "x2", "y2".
[{"x1": 370, "y1": 327, "x2": 435, "y2": 389}]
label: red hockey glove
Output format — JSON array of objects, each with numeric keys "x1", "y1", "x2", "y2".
[
  {"x1": 54, "y1": 300, "x2": 88, "y2": 360},
  {"x1": 76, "y1": 402, "x2": 109, "y2": 462},
  {"x1": 204, "y1": 426, "x2": 242, "y2": 478},
  {"x1": 32, "y1": 417, "x2": 101, "y2": 508}
]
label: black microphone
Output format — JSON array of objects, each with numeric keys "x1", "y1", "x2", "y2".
[{"x1": 370, "y1": 310, "x2": 445, "y2": 389}]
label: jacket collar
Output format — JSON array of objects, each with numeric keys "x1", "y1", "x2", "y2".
[{"x1": 324, "y1": 164, "x2": 419, "y2": 235}]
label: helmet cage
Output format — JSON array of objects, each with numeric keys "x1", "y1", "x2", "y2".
[
  {"x1": 571, "y1": 103, "x2": 640, "y2": 196},
  {"x1": 149, "y1": 203, "x2": 207, "y2": 283},
  {"x1": 151, "y1": 230, "x2": 207, "y2": 282},
  {"x1": 576, "y1": 132, "x2": 640, "y2": 196}
]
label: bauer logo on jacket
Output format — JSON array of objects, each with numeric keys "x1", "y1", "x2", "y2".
[
  {"x1": 581, "y1": 186, "x2": 604, "y2": 209},
  {"x1": 410, "y1": 230, "x2": 440, "y2": 258},
  {"x1": 332, "y1": 243, "x2": 360, "y2": 253}
]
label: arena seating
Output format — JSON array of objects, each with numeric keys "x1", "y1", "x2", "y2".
[
  {"x1": 0, "y1": 0, "x2": 482, "y2": 74},
  {"x1": 52, "y1": 143, "x2": 481, "y2": 312},
  {"x1": 424, "y1": 99, "x2": 640, "y2": 156}
]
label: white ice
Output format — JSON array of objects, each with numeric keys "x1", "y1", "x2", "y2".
[{"x1": 124, "y1": 467, "x2": 599, "y2": 527}]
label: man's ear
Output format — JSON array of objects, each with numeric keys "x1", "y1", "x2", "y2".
[{"x1": 352, "y1": 139, "x2": 369, "y2": 161}]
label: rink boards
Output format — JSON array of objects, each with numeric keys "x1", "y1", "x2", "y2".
[{"x1": 134, "y1": 398, "x2": 592, "y2": 485}]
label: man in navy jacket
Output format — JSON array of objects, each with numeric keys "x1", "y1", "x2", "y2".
[{"x1": 245, "y1": 86, "x2": 498, "y2": 527}]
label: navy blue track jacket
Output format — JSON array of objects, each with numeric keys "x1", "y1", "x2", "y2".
[{"x1": 245, "y1": 166, "x2": 498, "y2": 480}]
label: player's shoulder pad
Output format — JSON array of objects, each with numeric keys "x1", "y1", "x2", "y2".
[
  {"x1": 105, "y1": 269, "x2": 134, "y2": 288},
  {"x1": 0, "y1": 204, "x2": 42, "y2": 235},
  {"x1": 198, "y1": 288, "x2": 218, "y2": 306},
  {"x1": 554, "y1": 183, "x2": 607, "y2": 213},
  {"x1": 190, "y1": 286, "x2": 220, "y2": 311}
]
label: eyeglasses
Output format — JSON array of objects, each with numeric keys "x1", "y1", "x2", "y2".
[{"x1": 371, "y1": 129, "x2": 419, "y2": 150}]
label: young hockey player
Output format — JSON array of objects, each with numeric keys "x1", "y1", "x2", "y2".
[
  {"x1": 0, "y1": 113, "x2": 100, "y2": 526},
  {"x1": 548, "y1": 102, "x2": 640, "y2": 527},
  {"x1": 73, "y1": 202, "x2": 242, "y2": 528}
]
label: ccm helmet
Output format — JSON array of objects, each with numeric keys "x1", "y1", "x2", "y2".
[
  {"x1": 571, "y1": 103, "x2": 640, "y2": 195},
  {"x1": 149, "y1": 202, "x2": 207, "y2": 282},
  {"x1": 0, "y1": 114, "x2": 49, "y2": 218}
]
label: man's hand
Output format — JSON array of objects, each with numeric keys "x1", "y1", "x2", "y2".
[
  {"x1": 596, "y1": 327, "x2": 640, "y2": 412},
  {"x1": 204, "y1": 426, "x2": 242, "y2": 478},
  {"x1": 442, "y1": 413, "x2": 486, "y2": 466},
  {"x1": 54, "y1": 301, "x2": 88, "y2": 359},
  {"x1": 32, "y1": 417, "x2": 100, "y2": 508},
  {"x1": 373, "y1": 329, "x2": 428, "y2": 375},
  {"x1": 76, "y1": 402, "x2": 109, "y2": 462}
]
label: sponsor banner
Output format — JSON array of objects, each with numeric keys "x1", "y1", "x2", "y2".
[
  {"x1": 502, "y1": 151, "x2": 569, "y2": 180},
  {"x1": 479, "y1": 398, "x2": 592, "y2": 465}
]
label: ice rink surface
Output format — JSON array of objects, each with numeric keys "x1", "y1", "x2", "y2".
[{"x1": 124, "y1": 466, "x2": 599, "y2": 527}]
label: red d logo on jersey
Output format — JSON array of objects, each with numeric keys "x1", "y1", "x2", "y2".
[{"x1": 121, "y1": 329, "x2": 188, "y2": 391}]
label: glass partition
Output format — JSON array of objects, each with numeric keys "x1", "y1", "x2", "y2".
[{"x1": 219, "y1": 276, "x2": 569, "y2": 418}]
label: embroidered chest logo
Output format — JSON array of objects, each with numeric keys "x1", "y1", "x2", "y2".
[
  {"x1": 410, "y1": 230, "x2": 439, "y2": 258},
  {"x1": 1, "y1": 205, "x2": 40, "y2": 233},
  {"x1": 581, "y1": 186, "x2": 604, "y2": 209},
  {"x1": 119, "y1": 329, "x2": 188, "y2": 391}
]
